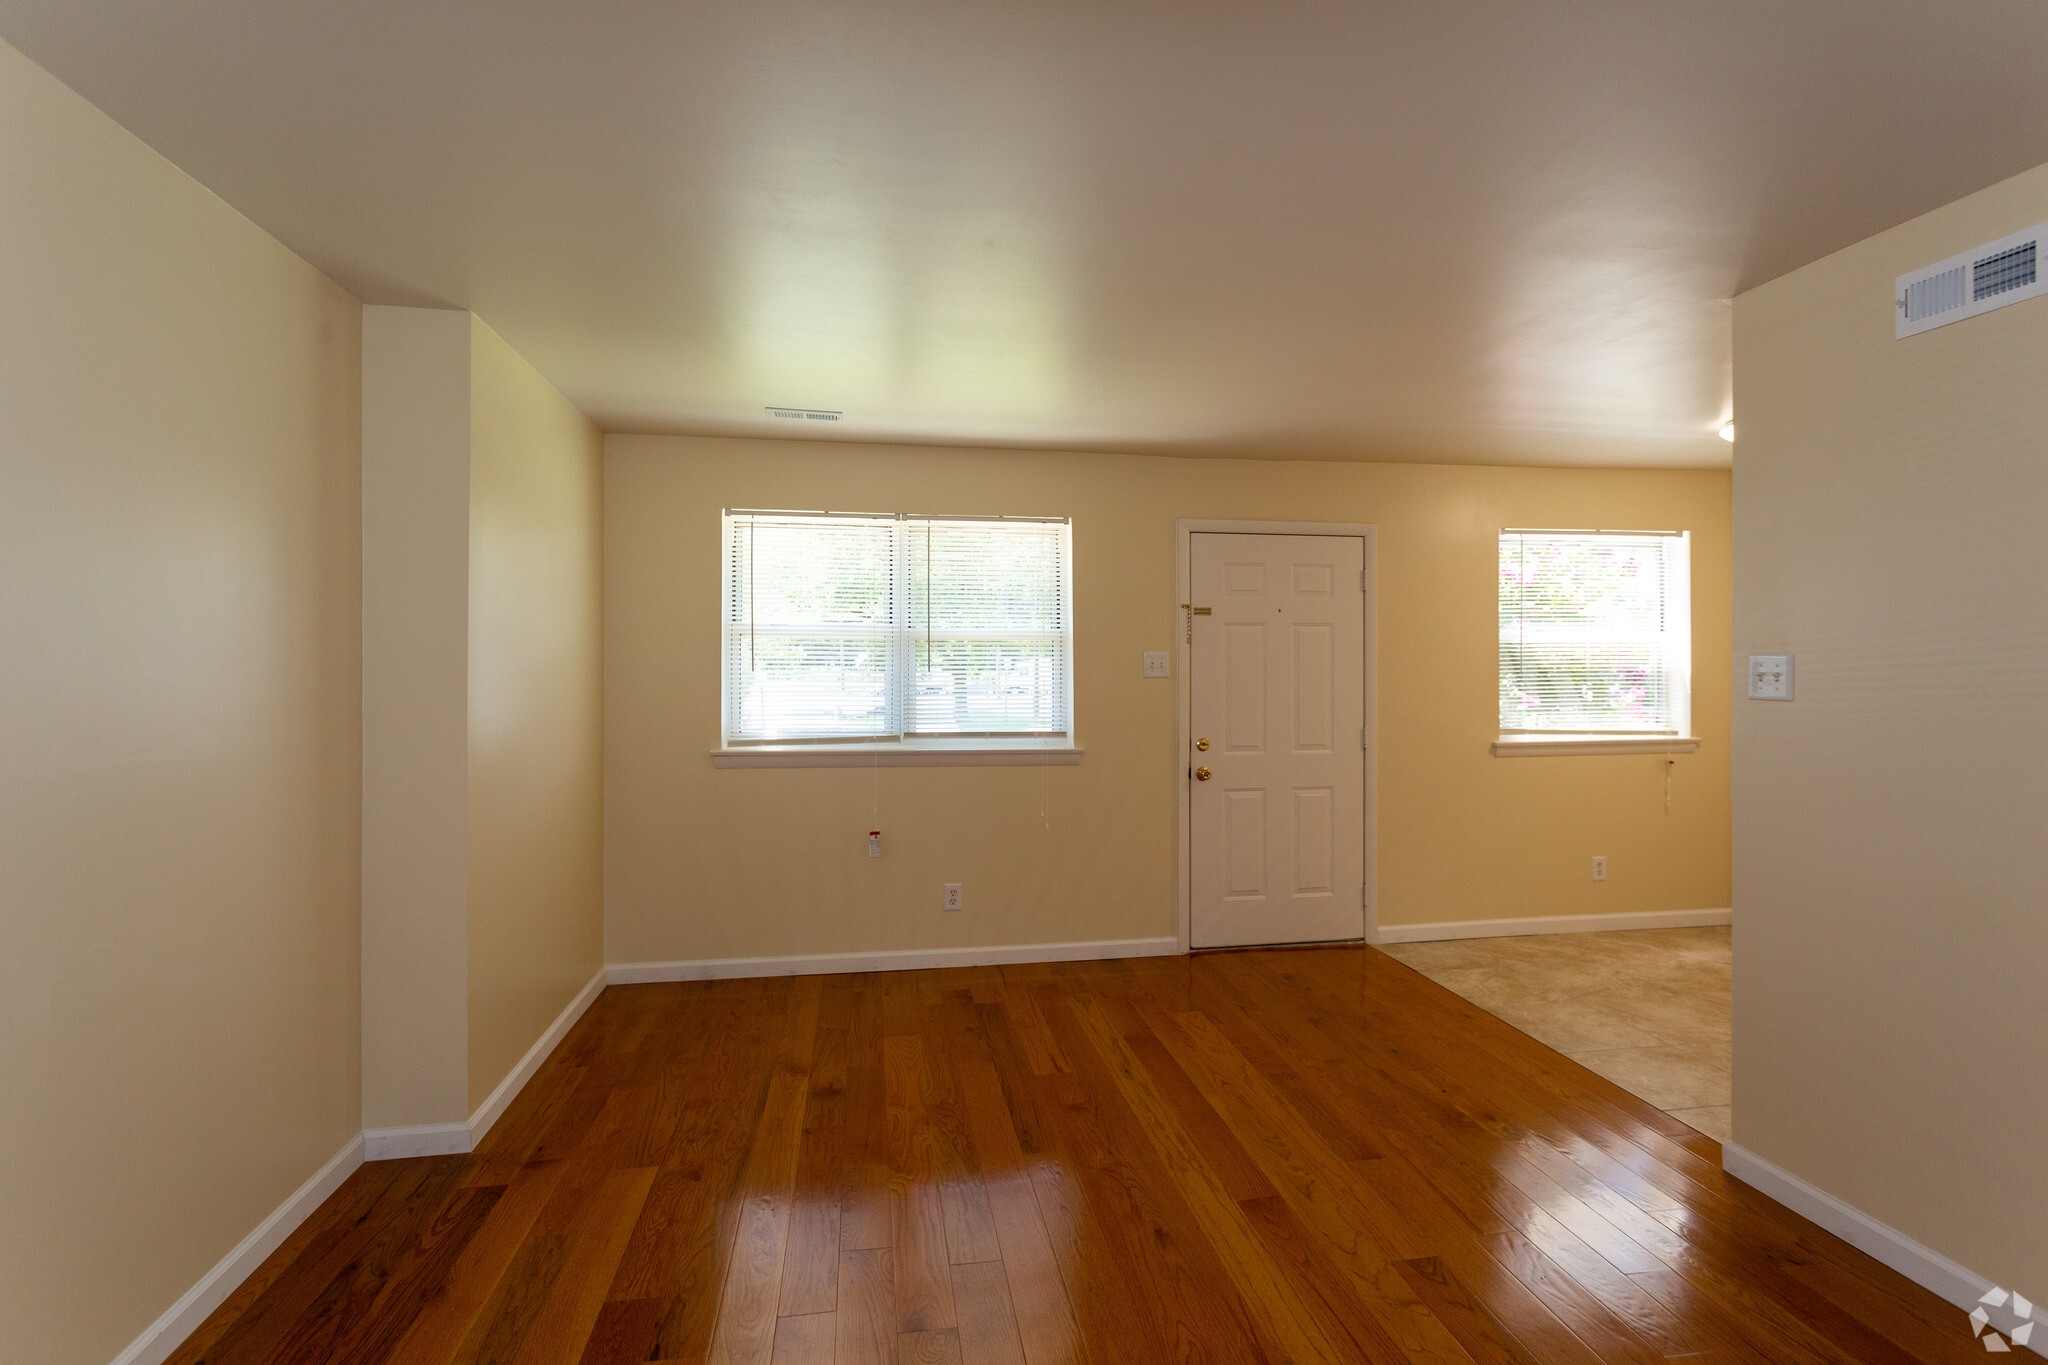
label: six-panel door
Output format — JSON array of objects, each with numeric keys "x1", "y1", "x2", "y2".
[{"x1": 1189, "y1": 532, "x2": 1366, "y2": 948}]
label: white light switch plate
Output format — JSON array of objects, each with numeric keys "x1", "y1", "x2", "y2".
[
  {"x1": 1748, "y1": 654, "x2": 1794, "y2": 700},
  {"x1": 1142, "y1": 651, "x2": 1171, "y2": 678}
]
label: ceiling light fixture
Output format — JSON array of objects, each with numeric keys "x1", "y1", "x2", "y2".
[{"x1": 1719, "y1": 422, "x2": 1735, "y2": 442}]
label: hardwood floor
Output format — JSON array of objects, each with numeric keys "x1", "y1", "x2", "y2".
[{"x1": 170, "y1": 948, "x2": 1984, "y2": 1364}]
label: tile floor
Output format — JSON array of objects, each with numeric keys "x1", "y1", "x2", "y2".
[{"x1": 1378, "y1": 924, "x2": 1732, "y2": 1141}]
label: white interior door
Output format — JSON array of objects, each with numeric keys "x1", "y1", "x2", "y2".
[{"x1": 1188, "y1": 532, "x2": 1366, "y2": 948}]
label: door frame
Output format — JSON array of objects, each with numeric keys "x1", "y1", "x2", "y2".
[{"x1": 1174, "y1": 519, "x2": 1380, "y2": 952}]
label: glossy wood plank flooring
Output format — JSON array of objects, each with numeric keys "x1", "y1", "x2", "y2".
[{"x1": 170, "y1": 948, "x2": 1985, "y2": 1364}]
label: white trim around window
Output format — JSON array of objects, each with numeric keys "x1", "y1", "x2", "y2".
[
  {"x1": 1497, "y1": 527, "x2": 1693, "y2": 754},
  {"x1": 711, "y1": 743, "x2": 1085, "y2": 769},
  {"x1": 1490, "y1": 734, "x2": 1701, "y2": 757},
  {"x1": 718, "y1": 509, "x2": 1079, "y2": 766}
]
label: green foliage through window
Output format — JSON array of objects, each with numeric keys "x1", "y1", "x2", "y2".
[{"x1": 1499, "y1": 531, "x2": 1688, "y2": 733}]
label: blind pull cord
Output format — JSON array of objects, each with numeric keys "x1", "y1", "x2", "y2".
[{"x1": 1041, "y1": 737, "x2": 1052, "y2": 831}]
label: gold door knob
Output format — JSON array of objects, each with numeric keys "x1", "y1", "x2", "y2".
[
  {"x1": 1194, "y1": 737, "x2": 1210, "y2": 751},
  {"x1": 1194, "y1": 766, "x2": 1213, "y2": 781}
]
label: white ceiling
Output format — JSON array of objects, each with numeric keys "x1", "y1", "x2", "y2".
[{"x1": 8, "y1": 1, "x2": 2048, "y2": 466}]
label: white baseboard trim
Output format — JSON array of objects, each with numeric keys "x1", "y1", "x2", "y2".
[
  {"x1": 1724, "y1": 1143, "x2": 2045, "y2": 1356},
  {"x1": 608, "y1": 936, "x2": 1180, "y2": 985},
  {"x1": 362, "y1": 1121, "x2": 473, "y2": 1161},
  {"x1": 466, "y1": 966, "x2": 606, "y2": 1147},
  {"x1": 114, "y1": 971, "x2": 611, "y2": 1362},
  {"x1": 109, "y1": 1133, "x2": 365, "y2": 1365},
  {"x1": 363, "y1": 965, "x2": 609, "y2": 1162},
  {"x1": 1373, "y1": 907, "x2": 1731, "y2": 945}
]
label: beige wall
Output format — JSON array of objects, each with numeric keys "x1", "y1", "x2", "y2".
[
  {"x1": 0, "y1": 37, "x2": 363, "y2": 1365},
  {"x1": 361, "y1": 306, "x2": 472, "y2": 1131},
  {"x1": 361, "y1": 309, "x2": 607, "y2": 1130},
  {"x1": 466, "y1": 318, "x2": 606, "y2": 1113},
  {"x1": 605, "y1": 435, "x2": 1730, "y2": 965},
  {"x1": 1733, "y1": 162, "x2": 2048, "y2": 1295}
]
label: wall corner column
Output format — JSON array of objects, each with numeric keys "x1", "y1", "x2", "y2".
[{"x1": 360, "y1": 306, "x2": 473, "y2": 1134}]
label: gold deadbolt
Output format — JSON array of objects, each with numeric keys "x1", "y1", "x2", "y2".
[
  {"x1": 1194, "y1": 766, "x2": 1213, "y2": 781},
  {"x1": 1195, "y1": 737, "x2": 1210, "y2": 751}
]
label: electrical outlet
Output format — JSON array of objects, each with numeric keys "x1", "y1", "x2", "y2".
[
  {"x1": 944, "y1": 883, "x2": 963, "y2": 910},
  {"x1": 1591, "y1": 856, "x2": 1607, "y2": 882},
  {"x1": 1748, "y1": 653, "x2": 1794, "y2": 700},
  {"x1": 1142, "y1": 651, "x2": 1171, "y2": 678}
]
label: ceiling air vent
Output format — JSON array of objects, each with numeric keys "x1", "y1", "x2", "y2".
[
  {"x1": 766, "y1": 407, "x2": 841, "y2": 422},
  {"x1": 1896, "y1": 223, "x2": 2045, "y2": 338}
]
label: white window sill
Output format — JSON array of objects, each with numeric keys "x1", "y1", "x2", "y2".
[
  {"x1": 1491, "y1": 735, "x2": 1701, "y2": 758},
  {"x1": 712, "y1": 744, "x2": 1085, "y2": 769}
]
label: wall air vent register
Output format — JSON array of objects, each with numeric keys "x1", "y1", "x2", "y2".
[{"x1": 1896, "y1": 222, "x2": 2044, "y2": 338}]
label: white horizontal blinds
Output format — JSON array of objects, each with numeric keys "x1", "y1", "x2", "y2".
[
  {"x1": 727, "y1": 514, "x2": 898, "y2": 741},
  {"x1": 905, "y1": 520, "x2": 1069, "y2": 736},
  {"x1": 1499, "y1": 531, "x2": 1681, "y2": 733},
  {"x1": 723, "y1": 511, "x2": 1071, "y2": 744}
]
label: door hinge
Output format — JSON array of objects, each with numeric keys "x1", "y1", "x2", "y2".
[
  {"x1": 1360, "y1": 727, "x2": 1369, "y2": 750},
  {"x1": 1360, "y1": 570, "x2": 1368, "y2": 590}
]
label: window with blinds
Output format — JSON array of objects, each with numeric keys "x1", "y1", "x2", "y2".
[
  {"x1": 723, "y1": 510, "x2": 1072, "y2": 745},
  {"x1": 1499, "y1": 530, "x2": 1690, "y2": 735}
]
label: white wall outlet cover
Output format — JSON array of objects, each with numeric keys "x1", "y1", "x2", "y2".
[
  {"x1": 943, "y1": 882, "x2": 963, "y2": 910},
  {"x1": 1142, "y1": 651, "x2": 1171, "y2": 678},
  {"x1": 1748, "y1": 654, "x2": 1794, "y2": 700},
  {"x1": 1591, "y1": 856, "x2": 1607, "y2": 882}
]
